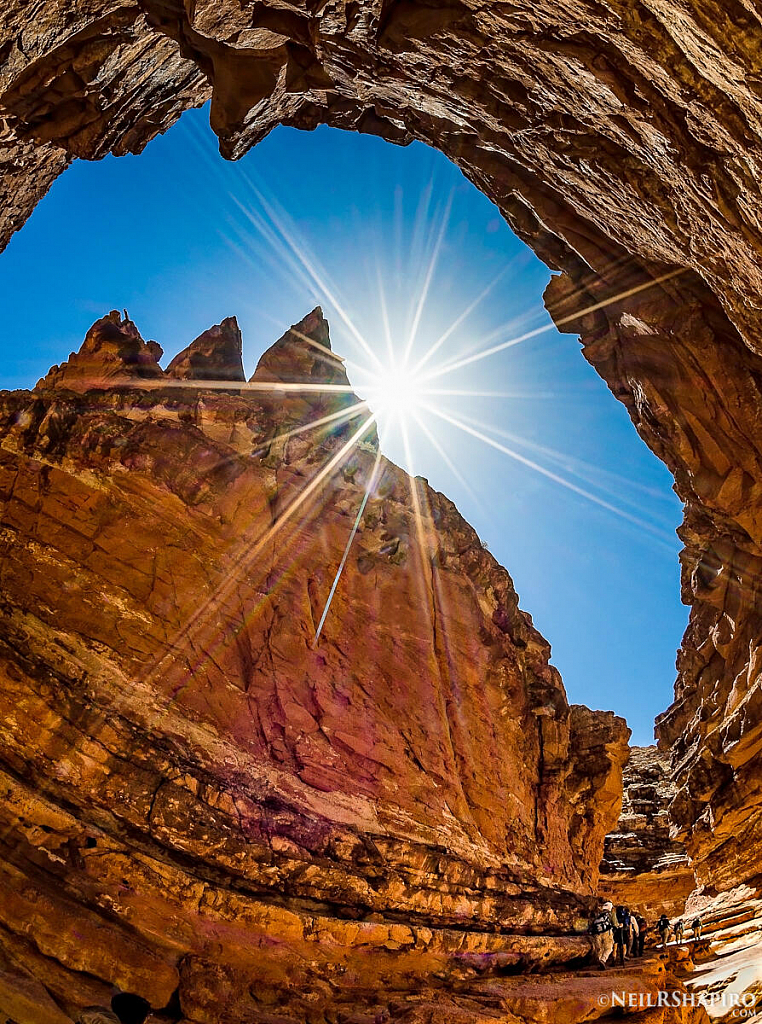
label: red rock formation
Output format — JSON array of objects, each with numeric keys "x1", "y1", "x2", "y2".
[
  {"x1": 166, "y1": 316, "x2": 244, "y2": 382},
  {"x1": 249, "y1": 306, "x2": 380, "y2": 452},
  {"x1": 35, "y1": 311, "x2": 164, "y2": 391},
  {"x1": 660, "y1": 888, "x2": 762, "y2": 1022},
  {"x1": 599, "y1": 746, "x2": 695, "y2": 918},
  {"x1": 2, "y1": 2, "x2": 762, "y2": 905},
  {"x1": 0, "y1": 118, "x2": 69, "y2": 251},
  {"x1": 0, "y1": 311, "x2": 637, "y2": 1022},
  {"x1": 4, "y1": 1, "x2": 762, "y2": 1014},
  {"x1": 561, "y1": 274, "x2": 762, "y2": 899}
]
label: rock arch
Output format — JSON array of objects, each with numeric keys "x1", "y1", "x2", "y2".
[{"x1": 2, "y1": 0, "x2": 762, "y2": 931}]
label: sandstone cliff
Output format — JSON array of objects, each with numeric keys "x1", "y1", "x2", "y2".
[
  {"x1": 680, "y1": 887, "x2": 762, "y2": 1022},
  {"x1": 3, "y1": 2, "x2": 762, "y2": 903},
  {"x1": 599, "y1": 746, "x2": 694, "y2": 918},
  {"x1": 0, "y1": 310, "x2": 638, "y2": 1022}
]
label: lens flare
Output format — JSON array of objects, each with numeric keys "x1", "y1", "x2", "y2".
[{"x1": 365, "y1": 359, "x2": 427, "y2": 427}]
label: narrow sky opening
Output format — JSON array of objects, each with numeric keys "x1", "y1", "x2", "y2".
[{"x1": 0, "y1": 105, "x2": 687, "y2": 743}]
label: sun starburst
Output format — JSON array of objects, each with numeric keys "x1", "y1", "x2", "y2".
[{"x1": 140, "y1": 112, "x2": 685, "y2": 649}]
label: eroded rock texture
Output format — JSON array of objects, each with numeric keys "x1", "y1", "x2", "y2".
[
  {"x1": 0, "y1": 118, "x2": 69, "y2": 248},
  {"x1": 681, "y1": 886, "x2": 762, "y2": 1022},
  {"x1": 0, "y1": 311, "x2": 636, "y2": 1021},
  {"x1": 4, "y1": 0, "x2": 762, "y2": 994},
  {"x1": 3, "y1": 0, "x2": 762, "y2": 903},
  {"x1": 599, "y1": 746, "x2": 694, "y2": 918},
  {"x1": 0, "y1": 2, "x2": 210, "y2": 249},
  {"x1": 166, "y1": 316, "x2": 244, "y2": 382}
]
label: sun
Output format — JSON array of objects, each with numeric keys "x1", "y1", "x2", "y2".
[
  {"x1": 216, "y1": 163, "x2": 683, "y2": 643},
  {"x1": 364, "y1": 360, "x2": 427, "y2": 426}
]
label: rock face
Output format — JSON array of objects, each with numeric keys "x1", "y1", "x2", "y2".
[
  {"x1": 166, "y1": 316, "x2": 245, "y2": 381},
  {"x1": 36, "y1": 310, "x2": 164, "y2": 391},
  {"x1": 547, "y1": 269, "x2": 762, "y2": 909},
  {"x1": 248, "y1": 306, "x2": 381, "y2": 453},
  {"x1": 0, "y1": 2, "x2": 210, "y2": 250},
  {"x1": 0, "y1": 311, "x2": 635, "y2": 1022},
  {"x1": 3, "y1": 1, "x2": 762, "y2": 904},
  {"x1": 680, "y1": 886, "x2": 762, "y2": 1022},
  {"x1": 599, "y1": 746, "x2": 695, "y2": 918},
  {"x1": 0, "y1": 118, "x2": 69, "y2": 250}
]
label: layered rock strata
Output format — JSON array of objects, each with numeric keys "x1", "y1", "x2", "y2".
[
  {"x1": 553, "y1": 273, "x2": 762, "y2": 899},
  {"x1": 0, "y1": 310, "x2": 633, "y2": 1021},
  {"x1": 3, "y1": 1, "x2": 762, "y2": 897},
  {"x1": 671, "y1": 887, "x2": 762, "y2": 1023},
  {"x1": 599, "y1": 746, "x2": 694, "y2": 918},
  {"x1": 598, "y1": 749, "x2": 762, "y2": 1020}
]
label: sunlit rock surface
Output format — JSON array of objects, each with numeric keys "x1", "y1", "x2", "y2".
[
  {"x1": 3, "y1": 1, "x2": 762, "y2": 904},
  {"x1": 598, "y1": 748, "x2": 762, "y2": 1019},
  {"x1": 599, "y1": 745, "x2": 694, "y2": 918},
  {"x1": 548, "y1": 273, "x2": 762, "y2": 901},
  {"x1": 0, "y1": 311, "x2": 640, "y2": 1021},
  {"x1": 36, "y1": 310, "x2": 165, "y2": 391},
  {"x1": 663, "y1": 887, "x2": 762, "y2": 1023}
]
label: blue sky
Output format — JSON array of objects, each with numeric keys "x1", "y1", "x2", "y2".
[{"x1": 0, "y1": 105, "x2": 686, "y2": 743}]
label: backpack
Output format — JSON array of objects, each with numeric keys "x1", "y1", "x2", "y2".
[
  {"x1": 619, "y1": 908, "x2": 631, "y2": 927},
  {"x1": 692, "y1": 917, "x2": 702, "y2": 929},
  {"x1": 590, "y1": 912, "x2": 612, "y2": 935}
]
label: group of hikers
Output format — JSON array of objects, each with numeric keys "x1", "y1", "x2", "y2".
[
  {"x1": 24, "y1": 910, "x2": 708, "y2": 1020},
  {"x1": 656, "y1": 912, "x2": 703, "y2": 945},
  {"x1": 589, "y1": 901, "x2": 704, "y2": 969}
]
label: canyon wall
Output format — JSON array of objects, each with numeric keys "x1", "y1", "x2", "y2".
[
  {"x1": 0, "y1": 310, "x2": 636, "y2": 1021},
  {"x1": 2, "y1": 0, "x2": 762, "y2": 899},
  {"x1": 599, "y1": 745, "x2": 694, "y2": 919},
  {"x1": 561, "y1": 277, "x2": 762, "y2": 900}
]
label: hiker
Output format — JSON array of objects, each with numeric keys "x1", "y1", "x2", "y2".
[
  {"x1": 657, "y1": 913, "x2": 671, "y2": 948},
  {"x1": 635, "y1": 914, "x2": 647, "y2": 956},
  {"x1": 674, "y1": 919, "x2": 685, "y2": 944},
  {"x1": 615, "y1": 905, "x2": 632, "y2": 965},
  {"x1": 692, "y1": 916, "x2": 703, "y2": 941},
  {"x1": 629, "y1": 913, "x2": 640, "y2": 956},
  {"x1": 588, "y1": 900, "x2": 616, "y2": 970},
  {"x1": 78, "y1": 994, "x2": 151, "y2": 1024}
]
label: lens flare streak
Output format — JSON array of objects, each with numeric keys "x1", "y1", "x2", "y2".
[
  {"x1": 140, "y1": 412, "x2": 378, "y2": 687},
  {"x1": 422, "y1": 403, "x2": 675, "y2": 545},
  {"x1": 424, "y1": 267, "x2": 686, "y2": 381},
  {"x1": 313, "y1": 451, "x2": 383, "y2": 646}
]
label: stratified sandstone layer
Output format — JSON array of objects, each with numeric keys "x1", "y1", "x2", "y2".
[
  {"x1": 0, "y1": 118, "x2": 69, "y2": 248},
  {"x1": 0, "y1": 310, "x2": 633, "y2": 1022},
  {"x1": 3, "y1": 1, "x2": 762, "y2": 900},
  {"x1": 654, "y1": 886, "x2": 762, "y2": 1023},
  {"x1": 599, "y1": 746, "x2": 694, "y2": 918}
]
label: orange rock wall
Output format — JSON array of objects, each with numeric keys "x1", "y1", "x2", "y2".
[
  {"x1": 0, "y1": 311, "x2": 628, "y2": 1021},
  {"x1": 3, "y1": 1, "x2": 762, "y2": 898},
  {"x1": 599, "y1": 746, "x2": 695, "y2": 919}
]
